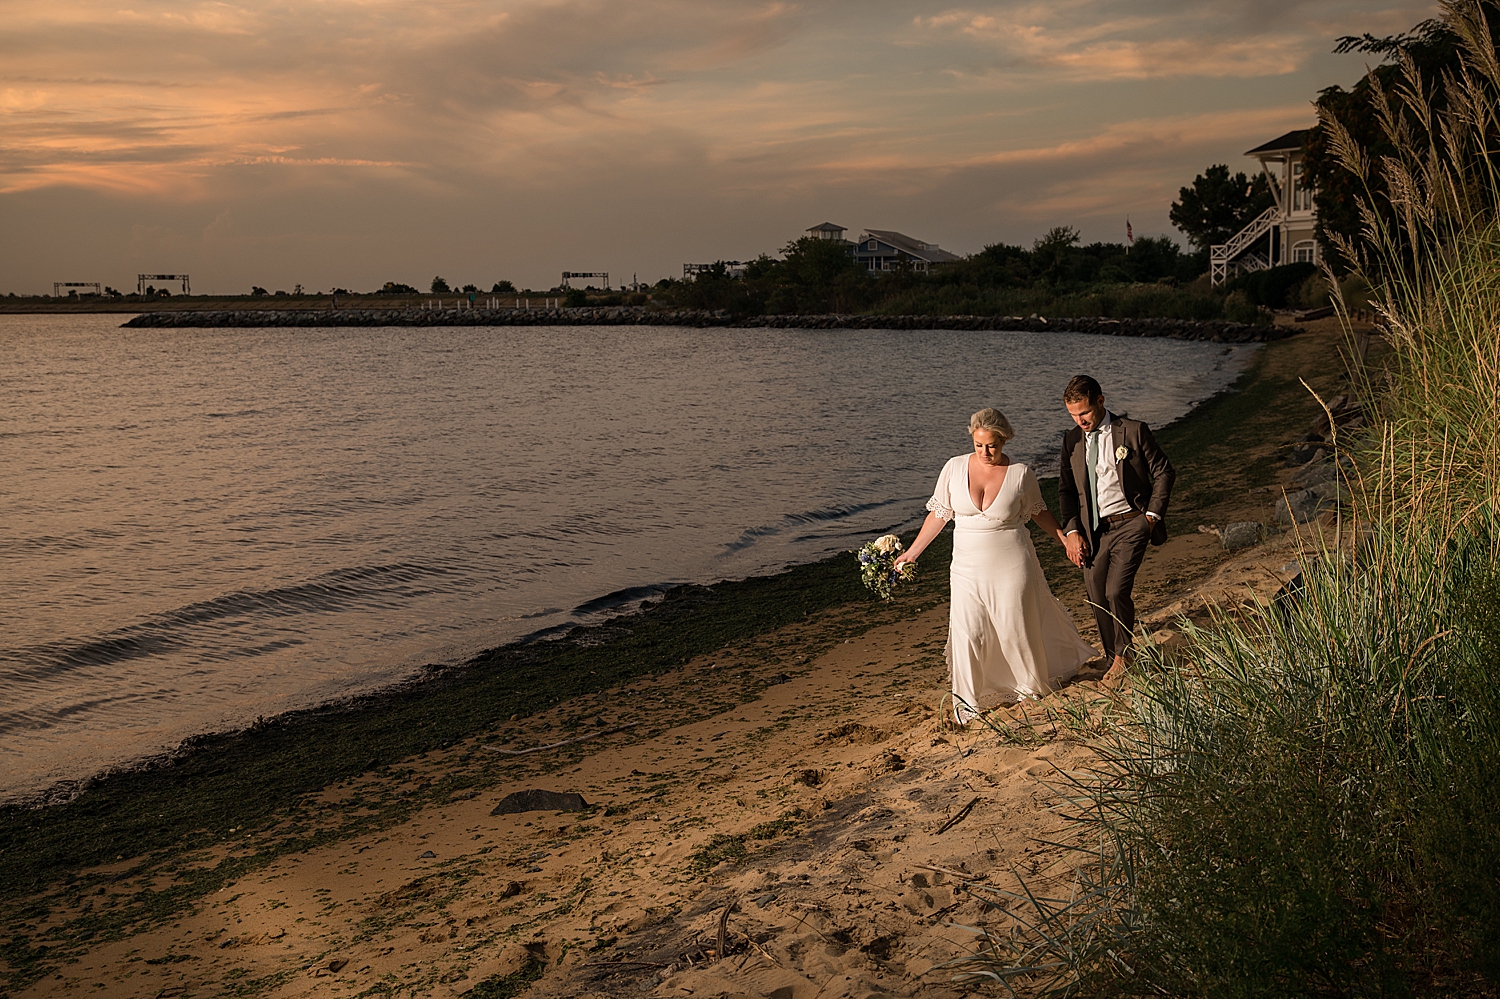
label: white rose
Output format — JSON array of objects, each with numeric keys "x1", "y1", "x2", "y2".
[{"x1": 874, "y1": 534, "x2": 901, "y2": 555}]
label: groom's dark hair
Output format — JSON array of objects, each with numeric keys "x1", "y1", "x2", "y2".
[{"x1": 1063, "y1": 375, "x2": 1103, "y2": 404}]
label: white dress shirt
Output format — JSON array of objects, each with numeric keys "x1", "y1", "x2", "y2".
[{"x1": 1091, "y1": 412, "x2": 1133, "y2": 519}]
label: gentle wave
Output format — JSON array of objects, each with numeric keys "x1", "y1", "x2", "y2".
[
  {"x1": 2, "y1": 562, "x2": 460, "y2": 683},
  {"x1": 722, "y1": 498, "x2": 919, "y2": 553}
]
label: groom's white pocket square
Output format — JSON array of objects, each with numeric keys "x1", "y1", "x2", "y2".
[{"x1": 1115, "y1": 445, "x2": 1129, "y2": 461}]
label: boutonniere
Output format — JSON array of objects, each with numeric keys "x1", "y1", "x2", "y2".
[{"x1": 1115, "y1": 445, "x2": 1129, "y2": 461}]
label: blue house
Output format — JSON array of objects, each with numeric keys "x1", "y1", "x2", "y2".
[{"x1": 851, "y1": 229, "x2": 961, "y2": 273}]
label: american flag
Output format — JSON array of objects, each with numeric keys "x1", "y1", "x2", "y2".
[{"x1": 1126, "y1": 218, "x2": 1134, "y2": 244}]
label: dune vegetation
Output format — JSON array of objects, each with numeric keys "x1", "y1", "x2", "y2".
[{"x1": 960, "y1": 3, "x2": 1500, "y2": 995}]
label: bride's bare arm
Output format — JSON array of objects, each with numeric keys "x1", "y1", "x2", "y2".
[
  {"x1": 1032, "y1": 509, "x2": 1069, "y2": 547},
  {"x1": 894, "y1": 512, "x2": 948, "y2": 564}
]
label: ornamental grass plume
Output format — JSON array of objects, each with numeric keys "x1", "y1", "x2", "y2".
[
  {"x1": 949, "y1": 526, "x2": 1500, "y2": 997},
  {"x1": 948, "y1": 2, "x2": 1500, "y2": 994},
  {"x1": 1323, "y1": 0, "x2": 1500, "y2": 539}
]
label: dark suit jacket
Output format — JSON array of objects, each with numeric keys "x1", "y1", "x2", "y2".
[{"x1": 1058, "y1": 415, "x2": 1175, "y2": 551}]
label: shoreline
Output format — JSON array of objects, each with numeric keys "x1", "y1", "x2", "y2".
[
  {"x1": 0, "y1": 320, "x2": 1352, "y2": 997},
  {"x1": 0, "y1": 529, "x2": 958, "y2": 879},
  {"x1": 114, "y1": 307, "x2": 1287, "y2": 341},
  {"x1": 0, "y1": 541, "x2": 923, "y2": 812},
  {"x1": 0, "y1": 333, "x2": 1255, "y2": 813}
]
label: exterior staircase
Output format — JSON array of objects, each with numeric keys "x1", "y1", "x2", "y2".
[{"x1": 1210, "y1": 206, "x2": 1279, "y2": 286}]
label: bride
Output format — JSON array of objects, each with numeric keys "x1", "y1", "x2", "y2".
[{"x1": 895, "y1": 408, "x2": 1097, "y2": 723}]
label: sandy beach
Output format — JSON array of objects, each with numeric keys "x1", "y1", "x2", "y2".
[{"x1": 2, "y1": 320, "x2": 1354, "y2": 999}]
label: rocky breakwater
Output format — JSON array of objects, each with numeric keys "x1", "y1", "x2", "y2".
[{"x1": 123, "y1": 307, "x2": 1289, "y2": 343}]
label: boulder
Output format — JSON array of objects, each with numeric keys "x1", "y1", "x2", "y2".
[
  {"x1": 1275, "y1": 489, "x2": 1324, "y2": 525},
  {"x1": 1221, "y1": 522, "x2": 1264, "y2": 551},
  {"x1": 490, "y1": 790, "x2": 590, "y2": 815},
  {"x1": 1285, "y1": 433, "x2": 1326, "y2": 466},
  {"x1": 1307, "y1": 477, "x2": 1351, "y2": 505},
  {"x1": 1293, "y1": 454, "x2": 1337, "y2": 487}
]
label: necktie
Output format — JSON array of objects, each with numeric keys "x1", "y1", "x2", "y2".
[{"x1": 1086, "y1": 429, "x2": 1101, "y2": 531}]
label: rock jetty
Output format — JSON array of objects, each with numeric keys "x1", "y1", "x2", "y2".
[{"x1": 123, "y1": 307, "x2": 1289, "y2": 342}]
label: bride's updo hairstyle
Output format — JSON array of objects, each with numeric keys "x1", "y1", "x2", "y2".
[{"x1": 968, "y1": 408, "x2": 1015, "y2": 445}]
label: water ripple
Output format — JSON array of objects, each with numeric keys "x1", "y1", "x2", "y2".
[{"x1": 0, "y1": 317, "x2": 1255, "y2": 799}]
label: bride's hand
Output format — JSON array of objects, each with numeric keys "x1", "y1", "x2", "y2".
[{"x1": 894, "y1": 551, "x2": 916, "y2": 567}]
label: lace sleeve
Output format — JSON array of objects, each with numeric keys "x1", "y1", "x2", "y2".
[
  {"x1": 1021, "y1": 464, "x2": 1048, "y2": 519},
  {"x1": 926, "y1": 457, "x2": 956, "y2": 521},
  {"x1": 926, "y1": 495, "x2": 954, "y2": 521}
]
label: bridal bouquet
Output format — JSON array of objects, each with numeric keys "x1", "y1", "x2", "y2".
[{"x1": 857, "y1": 534, "x2": 917, "y2": 601}]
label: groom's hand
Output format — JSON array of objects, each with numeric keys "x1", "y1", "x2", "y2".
[{"x1": 1064, "y1": 532, "x2": 1088, "y2": 567}]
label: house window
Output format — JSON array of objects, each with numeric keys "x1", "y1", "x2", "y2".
[
  {"x1": 868, "y1": 239, "x2": 878, "y2": 250},
  {"x1": 1292, "y1": 240, "x2": 1316, "y2": 263},
  {"x1": 1291, "y1": 162, "x2": 1315, "y2": 212}
]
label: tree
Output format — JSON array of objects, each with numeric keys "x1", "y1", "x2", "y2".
[
  {"x1": 250, "y1": 286, "x2": 267, "y2": 296},
  {"x1": 1170, "y1": 165, "x2": 1275, "y2": 252},
  {"x1": 379, "y1": 282, "x2": 418, "y2": 294},
  {"x1": 490, "y1": 280, "x2": 516, "y2": 294},
  {"x1": 430, "y1": 276, "x2": 451, "y2": 294},
  {"x1": 1031, "y1": 226, "x2": 1082, "y2": 285},
  {"x1": 1303, "y1": 10, "x2": 1500, "y2": 272},
  {"x1": 776, "y1": 237, "x2": 865, "y2": 286}
]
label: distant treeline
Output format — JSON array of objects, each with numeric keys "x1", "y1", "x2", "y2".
[
  {"x1": 651, "y1": 228, "x2": 1346, "y2": 322},
  {"x1": 9, "y1": 232, "x2": 1350, "y2": 322}
]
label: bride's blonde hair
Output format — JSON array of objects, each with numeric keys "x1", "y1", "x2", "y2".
[{"x1": 968, "y1": 408, "x2": 1014, "y2": 444}]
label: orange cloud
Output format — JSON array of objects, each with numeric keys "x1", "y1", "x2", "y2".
[{"x1": 0, "y1": 0, "x2": 1442, "y2": 291}]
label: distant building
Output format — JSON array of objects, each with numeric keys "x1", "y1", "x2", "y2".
[
  {"x1": 683, "y1": 261, "x2": 749, "y2": 279},
  {"x1": 851, "y1": 229, "x2": 961, "y2": 273},
  {"x1": 683, "y1": 223, "x2": 960, "y2": 281},
  {"x1": 1212, "y1": 128, "x2": 1318, "y2": 285},
  {"x1": 805, "y1": 222, "x2": 852, "y2": 243}
]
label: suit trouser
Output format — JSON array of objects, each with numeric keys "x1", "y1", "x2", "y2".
[{"x1": 1084, "y1": 513, "x2": 1153, "y2": 660}]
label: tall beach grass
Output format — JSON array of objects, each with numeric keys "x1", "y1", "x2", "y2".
[{"x1": 955, "y1": 3, "x2": 1500, "y2": 993}]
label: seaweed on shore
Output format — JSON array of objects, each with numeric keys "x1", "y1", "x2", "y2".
[{"x1": 0, "y1": 530, "x2": 953, "y2": 927}]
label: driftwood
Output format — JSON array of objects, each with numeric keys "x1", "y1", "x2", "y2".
[
  {"x1": 914, "y1": 862, "x2": 986, "y2": 882},
  {"x1": 716, "y1": 895, "x2": 738, "y2": 961},
  {"x1": 936, "y1": 796, "x2": 981, "y2": 834}
]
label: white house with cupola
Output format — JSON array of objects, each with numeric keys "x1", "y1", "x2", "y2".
[{"x1": 1211, "y1": 129, "x2": 1320, "y2": 285}]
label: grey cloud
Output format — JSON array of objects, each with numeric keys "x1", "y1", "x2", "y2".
[{"x1": 0, "y1": 0, "x2": 1443, "y2": 292}]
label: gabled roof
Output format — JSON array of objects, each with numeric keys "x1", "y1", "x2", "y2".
[
  {"x1": 859, "y1": 229, "x2": 962, "y2": 263},
  {"x1": 1245, "y1": 129, "x2": 1311, "y2": 156},
  {"x1": 806, "y1": 222, "x2": 847, "y2": 233}
]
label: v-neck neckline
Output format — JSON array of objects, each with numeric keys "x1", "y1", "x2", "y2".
[{"x1": 965, "y1": 456, "x2": 1012, "y2": 514}]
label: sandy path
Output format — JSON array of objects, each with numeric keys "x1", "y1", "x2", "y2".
[{"x1": 26, "y1": 596, "x2": 1124, "y2": 999}]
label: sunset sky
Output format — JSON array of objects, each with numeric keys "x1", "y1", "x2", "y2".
[{"x1": 1, "y1": 0, "x2": 1436, "y2": 295}]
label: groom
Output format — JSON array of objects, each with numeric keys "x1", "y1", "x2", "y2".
[{"x1": 1058, "y1": 375, "x2": 1175, "y2": 675}]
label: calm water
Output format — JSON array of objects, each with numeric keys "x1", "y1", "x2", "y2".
[{"x1": 0, "y1": 315, "x2": 1253, "y2": 800}]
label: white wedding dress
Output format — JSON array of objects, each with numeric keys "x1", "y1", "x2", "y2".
[{"x1": 926, "y1": 456, "x2": 1097, "y2": 720}]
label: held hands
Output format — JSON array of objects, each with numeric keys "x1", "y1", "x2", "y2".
[{"x1": 1063, "y1": 532, "x2": 1089, "y2": 568}]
